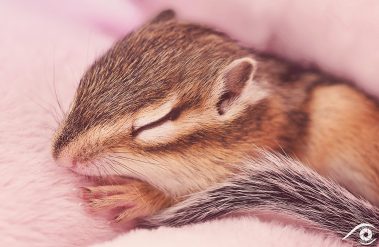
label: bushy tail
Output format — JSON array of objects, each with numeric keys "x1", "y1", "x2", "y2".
[{"x1": 140, "y1": 153, "x2": 379, "y2": 243}]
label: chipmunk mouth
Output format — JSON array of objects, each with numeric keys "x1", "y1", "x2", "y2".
[
  {"x1": 68, "y1": 159, "x2": 139, "y2": 185},
  {"x1": 74, "y1": 167, "x2": 140, "y2": 187},
  {"x1": 85, "y1": 175, "x2": 138, "y2": 186}
]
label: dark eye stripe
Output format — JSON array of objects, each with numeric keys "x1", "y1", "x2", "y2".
[{"x1": 131, "y1": 106, "x2": 183, "y2": 137}]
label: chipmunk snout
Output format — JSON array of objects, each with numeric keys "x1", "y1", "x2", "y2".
[
  {"x1": 52, "y1": 128, "x2": 104, "y2": 170},
  {"x1": 52, "y1": 127, "x2": 80, "y2": 168},
  {"x1": 52, "y1": 131, "x2": 71, "y2": 160},
  {"x1": 55, "y1": 156, "x2": 77, "y2": 168},
  {"x1": 52, "y1": 138, "x2": 76, "y2": 168}
]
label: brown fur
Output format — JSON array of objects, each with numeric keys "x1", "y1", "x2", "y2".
[
  {"x1": 304, "y1": 84, "x2": 379, "y2": 204},
  {"x1": 82, "y1": 180, "x2": 173, "y2": 222},
  {"x1": 52, "y1": 11, "x2": 379, "y2": 221}
]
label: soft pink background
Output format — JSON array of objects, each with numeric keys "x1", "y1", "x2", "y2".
[{"x1": 0, "y1": 1, "x2": 142, "y2": 246}]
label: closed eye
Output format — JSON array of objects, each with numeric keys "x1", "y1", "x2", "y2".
[{"x1": 131, "y1": 106, "x2": 182, "y2": 137}]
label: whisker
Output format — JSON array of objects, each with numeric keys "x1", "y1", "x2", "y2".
[
  {"x1": 109, "y1": 153, "x2": 162, "y2": 166},
  {"x1": 108, "y1": 158, "x2": 146, "y2": 180},
  {"x1": 92, "y1": 161, "x2": 104, "y2": 182},
  {"x1": 104, "y1": 157, "x2": 135, "y2": 178},
  {"x1": 52, "y1": 58, "x2": 66, "y2": 120},
  {"x1": 27, "y1": 95, "x2": 61, "y2": 127},
  {"x1": 102, "y1": 159, "x2": 121, "y2": 185},
  {"x1": 109, "y1": 154, "x2": 172, "y2": 175}
]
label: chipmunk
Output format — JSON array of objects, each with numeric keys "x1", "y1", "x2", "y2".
[{"x1": 52, "y1": 10, "x2": 379, "y2": 225}]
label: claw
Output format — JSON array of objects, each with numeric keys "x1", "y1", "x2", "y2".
[
  {"x1": 88, "y1": 194, "x2": 135, "y2": 211},
  {"x1": 113, "y1": 207, "x2": 144, "y2": 223},
  {"x1": 78, "y1": 180, "x2": 171, "y2": 223},
  {"x1": 81, "y1": 185, "x2": 130, "y2": 197},
  {"x1": 79, "y1": 187, "x2": 92, "y2": 200}
]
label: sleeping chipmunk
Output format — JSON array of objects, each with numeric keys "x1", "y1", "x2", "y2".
[{"x1": 52, "y1": 10, "x2": 379, "y2": 232}]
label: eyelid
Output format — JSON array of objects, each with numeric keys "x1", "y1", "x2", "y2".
[
  {"x1": 133, "y1": 100, "x2": 175, "y2": 130},
  {"x1": 131, "y1": 107, "x2": 182, "y2": 137},
  {"x1": 131, "y1": 97, "x2": 184, "y2": 137}
]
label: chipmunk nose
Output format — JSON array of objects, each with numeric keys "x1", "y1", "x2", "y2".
[
  {"x1": 52, "y1": 126, "x2": 78, "y2": 161},
  {"x1": 52, "y1": 134, "x2": 69, "y2": 160},
  {"x1": 55, "y1": 156, "x2": 77, "y2": 168},
  {"x1": 52, "y1": 133, "x2": 78, "y2": 168}
]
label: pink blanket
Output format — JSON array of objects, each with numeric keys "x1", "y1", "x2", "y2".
[
  {"x1": 1, "y1": 1, "x2": 377, "y2": 246},
  {"x1": 0, "y1": 1, "x2": 137, "y2": 246}
]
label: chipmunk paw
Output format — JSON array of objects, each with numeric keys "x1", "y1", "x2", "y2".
[{"x1": 80, "y1": 180, "x2": 170, "y2": 223}]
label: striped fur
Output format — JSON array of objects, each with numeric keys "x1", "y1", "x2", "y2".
[{"x1": 141, "y1": 152, "x2": 379, "y2": 244}]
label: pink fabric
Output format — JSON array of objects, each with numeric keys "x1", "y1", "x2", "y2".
[
  {"x1": 91, "y1": 217, "x2": 349, "y2": 247},
  {"x1": 0, "y1": 1, "x2": 376, "y2": 246},
  {"x1": 0, "y1": 1, "x2": 141, "y2": 246}
]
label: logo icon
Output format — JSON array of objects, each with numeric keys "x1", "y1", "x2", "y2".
[{"x1": 343, "y1": 223, "x2": 377, "y2": 246}]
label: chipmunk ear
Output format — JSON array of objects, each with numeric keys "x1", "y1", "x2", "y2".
[
  {"x1": 216, "y1": 57, "x2": 258, "y2": 116},
  {"x1": 151, "y1": 10, "x2": 176, "y2": 24}
]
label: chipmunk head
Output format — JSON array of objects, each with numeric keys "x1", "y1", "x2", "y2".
[{"x1": 52, "y1": 11, "x2": 287, "y2": 196}]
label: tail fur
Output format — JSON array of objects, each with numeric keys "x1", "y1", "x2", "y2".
[{"x1": 140, "y1": 152, "x2": 379, "y2": 243}]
